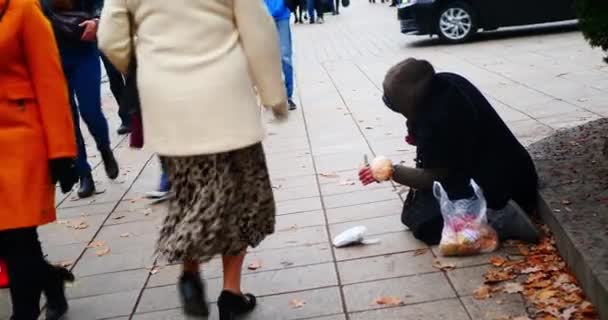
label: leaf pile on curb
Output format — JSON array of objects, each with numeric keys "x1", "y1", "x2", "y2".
[{"x1": 479, "y1": 229, "x2": 598, "y2": 319}]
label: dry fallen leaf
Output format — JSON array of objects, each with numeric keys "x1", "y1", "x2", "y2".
[
  {"x1": 319, "y1": 172, "x2": 339, "y2": 178},
  {"x1": 580, "y1": 301, "x2": 597, "y2": 316},
  {"x1": 120, "y1": 232, "x2": 132, "y2": 238},
  {"x1": 338, "y1": 180, "x2": 356, "y2": 186},
  {"x1": 484, "y1": 268, "x2": 516, "y2": 284},
  {"x1": 149, "y1": 268, "x2": 161, "y2": 275},
  {"x1": 374, "y1": 296, "x2": 404, "y2": 306},
  {"x1": 112, "y1": 215, "x2": 126, "y2": 220},
  {"x1": 289, "y1": 298, "x2": 306, "y2": 309},
  {"x1": 536, "y1": 289, "x2": 557, "y2": 300},
  {"x1": 59, "y1": 260, "x2": 74, "y2": 268},
  {"x1": 489, "y1": 256, "x2": 507, "y2": 267},
  {"x1": 473, "y1": 285, "x2": 492, "y2": 300},
  {"x1": 247, "y1": 260, "x2": 262, "y2": 270},
  {"x1": 503, "y1": 282, "x2": 524, "y2": 294},
  {"x1": 87, "y1": 240, "x2": 106, "y2": 248},
  {"x1": 70, "y1": 221, "x2": 89, "y2": 230},
  {"x1": 560, "y1": 306, "x2": 577, "y2": 320},
  {"x1": 432, "y1": 259, "x2": 456, "y2": 271},
  {"x1": 95, "y1": 247, "x2": 111, "y2": 257},
  {"x1": 512, "y1": 316, "x2": 532, "y2": 320},
  {"x1": 413, "y1": 248, "x2": 429, "y2": 256},
  {"x1": 520, "y1": 266, "x2": 542, "y2": 274}
]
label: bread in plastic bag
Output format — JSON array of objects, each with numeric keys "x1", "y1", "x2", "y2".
[{"x1": 433, "y1": 179, "x2": 498, "y2": 256}]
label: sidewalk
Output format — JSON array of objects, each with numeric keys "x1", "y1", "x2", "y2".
[{"x1": 2, "y1": 2, "x2": 607, "y2": 319}]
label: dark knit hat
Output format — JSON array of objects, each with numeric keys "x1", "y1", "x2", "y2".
[{"x1": 382, "y1": 58, "x2": 435, "y2": 119}]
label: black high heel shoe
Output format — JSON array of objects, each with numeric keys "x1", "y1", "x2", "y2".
[
  {"x1": 45, "y1": 266, "x2": 75, "y2": 320},
  {"x1": 178, "y1": 273, "x2": 209, "y2": 317},
  {"x1": 217, "y1": 290, "x2": 257, "y2": 320}
]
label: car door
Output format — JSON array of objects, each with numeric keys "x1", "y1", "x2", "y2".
[{"x1": 475, "y1": 0, "x2": 575, "y2": 28}]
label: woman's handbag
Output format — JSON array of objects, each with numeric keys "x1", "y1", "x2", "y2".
[
  {"x1": 39, "y1": 0, "x2": 91, "y2": 43},
  {"x1": 401, "y1": 188, "x2": 444, "y2": 245},
  {"x1": 48, "y1": 10, "x2": 91, "y2": 42}
]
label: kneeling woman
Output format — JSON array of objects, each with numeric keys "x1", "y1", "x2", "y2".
[{"x1": 360, "y1": 58, "x2": 540, "y2": 245}]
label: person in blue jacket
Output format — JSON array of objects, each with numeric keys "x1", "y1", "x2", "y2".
[{"x1": 264, "y1": 0, "x2": 297, "y2": 110}]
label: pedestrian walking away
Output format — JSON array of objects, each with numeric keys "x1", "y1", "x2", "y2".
[
  {"x1": 43, "y1": 0, "x2": 120, "y2": 199},
  {"x1": 99, "y1": 0, "x2": 288, "y2": 319},
  {"x1": 265, "y1": 0, "x2": 297, "y2": 110},
  {"x1": 0, "y1": 0, "x2": 79, "y2": 319},
  {"x1": 100, "y1": 54, "x2": 131, "y2": 135},
  {"x1": 360, "y1": 58, "x2": 540, "y2": 246}
]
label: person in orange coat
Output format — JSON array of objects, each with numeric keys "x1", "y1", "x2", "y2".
[{"x1": 0, "y1": 0, "x2": 80, "y2": 319}]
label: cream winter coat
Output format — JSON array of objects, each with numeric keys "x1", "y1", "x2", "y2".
[{"x1": 98, "y1": 0, "x2": 287, "y2": 155}]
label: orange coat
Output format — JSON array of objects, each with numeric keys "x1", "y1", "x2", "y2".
[{"x1": 0, "y1": 0, "x2": 76, "y2": 231}]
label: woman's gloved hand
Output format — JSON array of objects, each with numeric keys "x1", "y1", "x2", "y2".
[
  {"x1": 50, "y1": 158, "x2": 79, "y2": 193},
  {"x1": 359, "y1": 166, "x2": 377, "y2": 186}
]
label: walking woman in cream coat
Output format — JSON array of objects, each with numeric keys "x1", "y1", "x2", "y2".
[{"x1": 98, "y1": 0, "x2": 287, "y2": 318}]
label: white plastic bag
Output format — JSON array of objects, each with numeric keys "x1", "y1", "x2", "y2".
[
  {"x1": 433, "y1": 179, "x2": 498, "y2": 256},
  {"x1": 332, "y1": 226, "x2": 380, "y2": 248}
]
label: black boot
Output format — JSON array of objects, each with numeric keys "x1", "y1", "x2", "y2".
[
  {"x1": 116, "y1": 124, "x2": 132, "y2": 135},
  {"x1": 44, "y1": 266, "x2": 75, "y2": 320},
  {"x1": 488, "y1": 201, "x2": 540, "y2": 244},
  {"x1": 178, "y1": 273, "x2": 209, "y2": 317},
  {"x1": 77, "y1": 173, "x2": 95, "y2": 199},
  {"x1": 217, "y1": 290, "x2": 257, "y2": 320},
  {"x1": 99, "y1": 147, "x2": 119, "y2": 180}
]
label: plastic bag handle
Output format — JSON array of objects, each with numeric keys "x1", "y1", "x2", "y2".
[
  {"x1": 470, "y1": 179, "x2": 483, "y2": 199},
  {"x1": 433, "y1": 181, "x2": 447, "y2": 200}
]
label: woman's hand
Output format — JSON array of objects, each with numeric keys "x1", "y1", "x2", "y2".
[
  {"x1": 269, "y1": 101, "x2": 289, "y2": 122},
  {"x1": 359, "y1": 166, "x2": 377, "y2": 186},
  {"x1": 80, "y1": 19, "x2": 99, "y2": 42}
]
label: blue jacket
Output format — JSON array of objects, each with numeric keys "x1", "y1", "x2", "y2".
[{"x1": 263, "y1": 0, "x2": 291, "y2": 21}]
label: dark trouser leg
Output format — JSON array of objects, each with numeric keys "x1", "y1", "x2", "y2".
[
  {"x1": 334, "y1": 0, "x2": 340, "y2": 13},
  {"x1": 73, "y1": 49, "x2": 110, "y2": 152},
  {"x1": 100, "y1": 54, "x2": 128, "y2": 126},
  {"x1": 0, "y1": 228, "x2": 51, "y2": 320}
]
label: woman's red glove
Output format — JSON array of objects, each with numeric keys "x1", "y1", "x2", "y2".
[{"x1": 358, "y1": 166, "x2": 377, "y2": 186}]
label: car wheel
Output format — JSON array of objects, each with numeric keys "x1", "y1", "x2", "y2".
[{"x1": 436, "y1": 1, "x2": 477, "y2": 43}]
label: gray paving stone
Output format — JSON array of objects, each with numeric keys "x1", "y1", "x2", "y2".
[
  {"x1": 349, "y1": 298, "x2": 469, "y2": 320},
  {"x1": 461, "y1": 293, "x2": 527, "y2": 320},
  {"x1": 39, "y1": 214, "x2": 107, "y2": 246},
  {"x1": 73, "y1": 246, "x2": 155, "y2": 277},
  {"x1": 343, "y1": 273, "x2": 456, "y2": 312},
  {"x1": 240, "y1": 263, "x2": 338, "y2": 296},
  {"x1": 338, "y1": 251, "x2": 437, "y2": 285},
  {"x1": 334, "y1": 231, "x2": 426, "y2": 261},
  {"x1": 67, "y1": 269, "x2": 148, "y2": 299},
  {"x1": 275, "y1": 210, "x2": 326, "y2": 231},
  {"x1": 325, "y1": 200, "x2": 403, "y2": 224},
  {"x1": 276, "y1": 197, "x2": 323, "y2": 215},
  {"x1": 105, "y1": 204, "x2": 167, "y2": 226},
  {"x1": 329, "y1": 214, "x2": 406, "y2": 238},
  {"x1": 254, "y1": 226, "x2": 328, "y2": 251},
  {"x1": 446, "y1": 265, "x2": 491, "y2": 297},
  {"x1": 42, "y1": 242, "x2": 87, "y2": 265},
  {"x1": 273, "y1": 184, "x2": 321, "y2": 202},
  {"x1": 63, "y1": 290, "x2": 139, "y2": 320},
  {"x1": 239, "y1": 287, "x2": 343, "y2": 320},
  {"x1": 323, "y1": 188, "x2": 400, "y2": 209},
  {"x1": 56, "y1": 202, "x2": 116, "y2": 219},
  {"x1": 135, "y1": 288, "x2": 344, "y2": 320}
]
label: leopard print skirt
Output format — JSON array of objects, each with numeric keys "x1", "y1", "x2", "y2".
[{"x1": 156, "y1": 143, "x2": 275, "y2": 263}]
